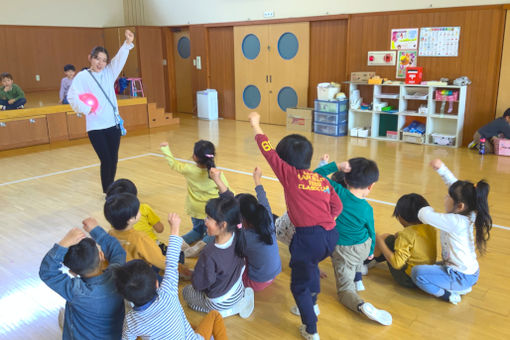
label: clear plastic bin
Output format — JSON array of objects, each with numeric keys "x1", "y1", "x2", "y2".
[
  {"x1": 314, "y1": 99, "x2": 348, "y2": 114},
  {"x1": 314, "y1": 122, "x2": 347, "y2": 136},
  {"x1": 314, "y1": 111, "x2": 347, "y2": 125}
]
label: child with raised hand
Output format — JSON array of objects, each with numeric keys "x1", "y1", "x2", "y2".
[
  {"x1": 160, "y1": 140, "x2": 231, "y2": 258},
  {"x1": 106, "y1": 179, "x2": 166, "y2": 253},
  {"x1": 105, "y1": 192, "x2": 192, "y2": 281},
  {"x1": 182, "y1": 196, "x2": 255, "y2": 319},
  {"x1": 370, "y1": 193, "x2": 437, "y2": 288},
  {"x1": 249, "y1": 112, "x2": 342, "y2": 340},
  {"x1": 314, "y1": 155, "x2": 392, "y2": 326},
  {"x1": 411, "y1": 159, "x2": 492, "y2": 304},
  {"x1": 209, "y1": 166, "x2": 282, "y2": 291},
  {"x1": 115, "y1": 213, "x2": 228, "y2": 340},
  {"x1": 39, "y1": 218, "x2": 126, "y2": 339}
]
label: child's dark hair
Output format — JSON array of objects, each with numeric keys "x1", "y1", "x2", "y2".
[
  {"x1": 504, "y1": 108, "x2": 510, "y2": 118},
  {"x1": 114, "y1": 260, "x2": 157, "y2": 307},
  {"x1": 64, "y1": 64, "x2": 76, "y2": 72},
  {"x1": 104, "y1": 193, "x2": 140, "y2": 230},
  {"x1": 276, "y1": 134, "x2": 313, "y2": 169},
  {"x1": 0, "y1": 72, "x2": 13, "y2": 80},
  {"x1": 393, "y1": 193, "x2": 430, "y2": 225},
  {"x1": 331, "y1": 171, "x2": 347, "y2": 188},
  {"x1": 194, "y1": 140, "x2": 216, "y2": 171},
  {"x1": 236, "y1": 194, "x2": 273, "y2": 245},
  {"x1": 205, "y1": 196, "x2": 247, "y2": 257},
  {"x1": 344, "y1": 157, "x2": 379, "y2": 189},
  {"x1": 63, "y1": 238, "x2": 100, "y2": 276},
  {"x1": 90, "y1": 46, "x2": 110, "y2": 63},
  {"x1": 106, "y1": 178, "x2": 138, "y2": 197},
  {"x1": 449, "y1": 180, "x2": 492, "y2": 254}
]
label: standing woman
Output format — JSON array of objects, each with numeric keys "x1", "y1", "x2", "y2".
[{"x1": 68, "y1": 29, "x2": 135, "y2": 193}]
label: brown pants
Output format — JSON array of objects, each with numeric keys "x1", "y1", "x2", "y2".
[
  {"x1": 194, "y1": 310, "x2": 228, "y2": 340},
  {"x1": 473, "y1": 131, "x2": 494, "y2": 153}
]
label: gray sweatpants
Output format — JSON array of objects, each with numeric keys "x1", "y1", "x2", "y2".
[{"x1": 330, "y1": 238, "x2": 371, "y2": 312}]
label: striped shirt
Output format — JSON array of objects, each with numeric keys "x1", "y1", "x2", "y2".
[{"x1": 122, "y1": 235, "x2": 203, "y2": 340}]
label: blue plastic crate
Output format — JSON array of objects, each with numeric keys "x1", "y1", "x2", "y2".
[
  {"x1": 314, "y1": 99, "x2": 348, "y2": 114},
  {"x1": 314, "y1": 121, "x2": 347, "y2": 137},
  {"x1": 314, "y1": 111, "x2": 347, "y2": 125}
]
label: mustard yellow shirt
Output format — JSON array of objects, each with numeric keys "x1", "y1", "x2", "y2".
[
  {"x1": 389, "y1": 224, "x2": 437, "y2": 276},
  {"x1": 108, "y1": 228, "x2": 166, "y2": 269},
  {"x1": 161, "y1": 145, "x2": 229, "y2": 219},
  {"x1": 133, "y1": 203, "x2": 160, "y2": 241}
]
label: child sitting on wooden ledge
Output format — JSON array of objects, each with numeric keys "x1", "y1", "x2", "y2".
[{"x1": 0, "y1": 73, "x2": 27, "y2": 110}]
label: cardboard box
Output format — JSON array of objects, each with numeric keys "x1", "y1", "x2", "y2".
[
  {"x1": 351, "y1": 72, "x2": 376, "y2": 82},
  {"x1": 286, "y1": 107, "x2": 313, "y2": 132},
  {"x1": 494, "y1": 138, "x2": 510, "y2": 156},
  {"x1": 401, "y1": 131, "x2": 425, "y2": 144}
]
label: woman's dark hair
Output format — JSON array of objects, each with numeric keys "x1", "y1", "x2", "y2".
[
  {"x1": 104, "y1": 193, "x2": 140, "y2": 230},
  {"x1": 448, "y1": 180, "x2": 492, "y2": 255},
  {"x1": 205, "y1": 196, "x2": 247, "y2": 258},
  {"x1": 276, "y1": 134, "x2": 313, "y2": 169},
  {"x1": 106, "y1": 178, "x2": 138, "y2": 197},
  {"x1": 236, "y1": 193, "x2": 273, "y2": 245},
  {"x1": 344, "y1": 157, "x2": 379, "y2": 189},
  {"x1": 393, "y1": 193, "x2": 430, "y2": 225},
  {"x1": 63, "y1": 238, "x2": 100, "y2": 277},
  {"x1": 114, "y1": 260, "x2": 158, "y2": 307},
  {"x1": 194, "y1": 140, "x2": 216, "y2": 171},
  {"x1": 90, "y1": 46, "x2": 110, "y2": 63}
]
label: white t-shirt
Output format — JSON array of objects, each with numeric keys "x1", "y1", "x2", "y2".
[
  {"x1": 68, "y1": 42, "x2": 134, "y2": 132},
  {"x1": 418, "y1": 165, "x2": 479, "y2": 275}
]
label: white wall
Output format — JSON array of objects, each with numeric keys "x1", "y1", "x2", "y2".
[
  {"x1": 2, "y1": 0, "x2": 125, "y2": 27},
  {"x1": 142, "y1": 0, "x2": 509, "y2": 26}
]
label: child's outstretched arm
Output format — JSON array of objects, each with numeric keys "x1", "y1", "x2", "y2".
[
  {"x1": 430, "y1": 159, "x2": 458, "y2": 187},
  {"x1": 249, "y1": 111, "x2": 264, "y2": 136},
  {"x1": 210, "y1": 167, "x2": 234, "y2": 199},
  {"x1": 160, "y1": 141, "x2": 191, "y2": 174},
  {"x1": 39, "y1": 228, "x2": 87, "y2": 301},
  {"x1": 253, "y1": 166, "x2": 273, "y2": 218},
  {"x1": 83, "y1": 218, "x2": 126, "y2": 265},
  {"x1": 159, "y1": 213, "x2": 183, "y2": 295}
]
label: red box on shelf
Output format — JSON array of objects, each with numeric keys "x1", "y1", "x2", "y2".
[{"x1": 405, "y1": 67, "x2": 423, "y2": 84}]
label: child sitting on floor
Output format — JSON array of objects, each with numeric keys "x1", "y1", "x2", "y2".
[
  {"x1": 0, "y1": 73, "x2": 26, "y2": 110},
  {"x1": 115, "y1": 212, "x2": 228, "y2": 340},
  {"x1": 39, "y1": 218, "x2": 126, "y2": 339},
  {"x1": 369, "y1": 193, "x2": 437, "y2": 288}
]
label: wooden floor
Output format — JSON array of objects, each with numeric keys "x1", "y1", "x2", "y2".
[{"x1": 1, "y1": 115, "x2": 510, "y2": 340}]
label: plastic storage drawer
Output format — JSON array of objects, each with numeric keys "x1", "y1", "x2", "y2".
[
  {"x1": 314, "y1": 111, "x2": 347, "y2": 125},
  {"x1": 314, "y1": 99, "x2": 348, "y2": 114},
  {"x1": 314, "y1": 122, "x2": 347, "y2": 136}
]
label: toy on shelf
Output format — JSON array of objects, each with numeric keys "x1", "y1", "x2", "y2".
[
  {"x1": 317, "y1": 82, "x2": 341, "y2": 100},
  {"x1": 402, "y1": 120, "x2": 426, "y2": 134},
  {"x1": 435, "y1": 90, "x2": 459, "y2": 114}
]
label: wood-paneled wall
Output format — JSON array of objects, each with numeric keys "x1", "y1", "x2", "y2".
[
  {"x1": 308, "y1": 20, "x2": 349, "y2": 107},
  {"x1": 346, "y1": 7, "x2": 506, "y2": 145},
  {"x1": 137, "y1": 26, "x2": 167, "y2": 108},
  {"x1": 190, "y1": 25, "x2": 209, "y2": 112},
  {"x1": 208, "y1": 27, "x2": 235, "y2": 119},
  {"x1": 0, "y1": 26, "x2": 104, "y2": 92}
]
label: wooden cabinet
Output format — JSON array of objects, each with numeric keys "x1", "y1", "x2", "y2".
[
  {"x1": 234, "y1": 22, "x2": 309, "y2": 125},
  {"x1": 66, "y1": 112, "x2": 88, "y2": 140},
  {"x1": 0, "y1": 116, "x2": 49, "y2": 150},
  {"x1": 120, "y1": 104, "x2": 149, "y2": 130}
]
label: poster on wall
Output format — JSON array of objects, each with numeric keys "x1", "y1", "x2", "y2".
[
  {"x1": 419, "y1": 27, "x2": 460, "y2": 57},
  {"x1": 391, "y1": 28, "x2": 419, "y2": 50},
  {"x1": 396, "y1": 50, "x2": 417, "y2": 78}
]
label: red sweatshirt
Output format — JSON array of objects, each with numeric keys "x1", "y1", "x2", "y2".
[{"x1": 255, "y1": 134, "x2": 342, "y2": 230}]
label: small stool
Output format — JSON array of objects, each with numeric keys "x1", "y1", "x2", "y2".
[{"x1": 127, "y1": 78, "x2": 144, "y2": 97}]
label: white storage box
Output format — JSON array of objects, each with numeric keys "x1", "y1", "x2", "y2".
[
  {"x1": 317, "y1": 83, "x2": 340, "y2": 100},
  {"x1": 431, "y1": 133, "x2": 456, "y2": 146},
  {"x1": 197, "y1": 89, "x2": 218, "y2": 120}
]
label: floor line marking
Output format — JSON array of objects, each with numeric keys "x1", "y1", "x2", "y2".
[{"x1": 2, "y1": 152, "x2": 509, "y2": 231}]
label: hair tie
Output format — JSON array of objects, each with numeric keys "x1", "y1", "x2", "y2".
[
  {"x1": 237, "y1": 223, "x2": 242, "y2": 229},
  {"x1": 205, "y1": 154, "x2": 214, "y2": 158}
]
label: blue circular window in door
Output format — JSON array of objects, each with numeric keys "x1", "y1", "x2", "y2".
[
  {"x1": 242, "y1": 34, "x2": 260, "y2": 60},
  {"x1": 277, "y1": 86, "x2": 298, "y2": 112},
  {"x1": 177, "y1": 37, "x2": 191, "y2": 59},
  {"x1": 278, "y1": 32, "x2": 299, "y2": 60},
  {"x1": 243, "y1": 85, "x2": 261, "y2": 109}
]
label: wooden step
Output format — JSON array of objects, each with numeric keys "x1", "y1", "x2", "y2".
[{"x1": 147, "y1": 102, "x2": 180, "y2": 128}]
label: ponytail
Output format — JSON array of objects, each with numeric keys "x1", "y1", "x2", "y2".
[
  {"x1": 474, "y1": 180, "x2": 492, "y2": 255},
  {"x1": 449, "y1": 179, "x2": 492, "y2": 255},
  {"x1": 237, "y1": 194, "x2": 273, "y2": 245},
  {"x1": 205, "y1": 196, "x2": 247, "y2": 258},
  {"x1": 194, "y1": 140, "x2": 216, "y2": 171}
]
